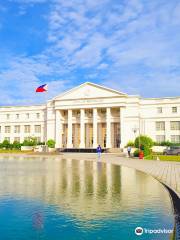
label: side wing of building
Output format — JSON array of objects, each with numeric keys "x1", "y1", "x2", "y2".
[
  {"x1": 139, "y1": 97, "x2": 180, "y2": 144},
  {"x1": 0, "y1": 104, "x2": 47, "y2": 143}
]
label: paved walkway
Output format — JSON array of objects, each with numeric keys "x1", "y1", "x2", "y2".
[{"x1": 62, "y1": 153, "x2": 180, "y2": 198}]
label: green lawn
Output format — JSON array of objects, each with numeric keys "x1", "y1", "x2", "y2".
[{"x1": 145, "y1": 154, "x2": 180, "y2": 162}]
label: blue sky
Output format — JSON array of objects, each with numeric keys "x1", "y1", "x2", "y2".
[{"x1": 0, "y1": 0, "x2": 180, "y2": 105}]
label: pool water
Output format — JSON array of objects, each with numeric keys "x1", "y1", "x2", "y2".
[{"x1": 0, "y1": 156, "x2": 174, "y2": 240}]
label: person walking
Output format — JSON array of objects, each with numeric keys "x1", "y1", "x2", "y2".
[
  {"x1": 96, "y1": 145, "x2": 102, "y2": 159},
  {"x1": 127, "y1": 146, "x2": 131, "y2": 157}
]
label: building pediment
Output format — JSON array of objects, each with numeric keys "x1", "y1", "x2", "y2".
[{"x1": 53, "y1": 82, "x2": 127, "y2": 101}]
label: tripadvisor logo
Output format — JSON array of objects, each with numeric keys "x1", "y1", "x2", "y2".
[
  {"x1": 135, "y1": 227, "x2": 173, "y2": 236},
  {"x1": 135, "y1": 227, "x2": 143, "y2": 236}
]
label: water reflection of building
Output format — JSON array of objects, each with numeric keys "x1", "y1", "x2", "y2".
[{"x1": 0, "y1": 157, "x2": 171, "y2": 221}]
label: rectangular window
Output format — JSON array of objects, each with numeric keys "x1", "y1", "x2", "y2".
[
  {"x1": 14, "y1": 125, "x2": 20, "y2": 133},
  {"x1": 170, "y1": 121, "x2": 180, "y2": 130},
  {"x1": 172, "y1": 107, "x2": 177, "y2": 113},
  {"x1": 14, "y1": 137, "x2": 20, "y2": 142},
  {"x1": 36, "y1": 113, "x2": 40, "y2": 119},
  {"x1": 6, "y1": 114, "x2": 10, "y2": 119},
  {"x1": 0, "y1": 126, "x2": 1, "y2": 133},
  {"x1": 157, "y1": 107, "x2": 162, "y2": 113},
  {"x1": 26, "y1": 113, "x2": 29, "y2": 119},
  {"x1": 156, "y1": 135, "x2": 165, "y2": 143},
  {"x1": 16, "y1": 114, "x2": 19, "y2": 119},
  {"x1": 156, "y1": 121, "x2": 165, "y2": 131},
  {"x1": 171, "y1": 135, "x2": 180, "y2": 143},
  {"x1": 24, "y1": 125, "x2": 30, "y2": 133},
  {"x1": 35, "y1": 125, "x2": 41, "y2": 133},
  {"x1": 5, "y1": 126, "x2": 11, "y2": 133}
]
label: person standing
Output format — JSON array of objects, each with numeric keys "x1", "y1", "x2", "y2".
[
  {"x1": 127, "y1": 146, "x2": 131, "y2": 157},
  {"x1": 96, "y1": 145, "x2": 102, "y2": 159}
]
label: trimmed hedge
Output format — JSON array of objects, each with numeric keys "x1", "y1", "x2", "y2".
[
  {"x1": 154, "y1": 141, "x2": 180, "y2": 146},
  {"x1": 0, "y1": 137, "x2": 45, "y2": 150}
]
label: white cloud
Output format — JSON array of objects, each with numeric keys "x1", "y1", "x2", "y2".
[
  {"x1": 0, "y1": 55, "x2": 70, "y2": 105},
  {"x1": 1, "y1": 0, "x2": 180, "y2": 104},
  {"x1": 46, "y1": 0, "x2": 180, "y2": 71}
]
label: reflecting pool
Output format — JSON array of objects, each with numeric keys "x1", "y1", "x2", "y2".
[{"x1": 0, "y1": 156, "x2": 174, "y2": 240}]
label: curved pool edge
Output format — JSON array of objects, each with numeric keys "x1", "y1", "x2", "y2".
[{"x1": 163, "y1": 184, "x2": 180, "y2": 240}]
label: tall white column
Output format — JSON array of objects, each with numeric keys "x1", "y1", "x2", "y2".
[
  {"x1": 93, "y1": 108, "x2": 98, "y2": 148},
  {"x1": 120, "y1": 107, "x2": 126, "y2": 148},
  {"x1": 0, "y1": 124, "x2": 4, "y2": 143},
  {"x1": 165, "y1": 121, "x2": 171, "y2": 141},
  {"x1": 55, "y1": 110, "x2": 63, "y2": 148},
  {"x1": 106, "y1": 107, "x2": 112, "y2": 148},
  {"x1": 79, "y1": 109, "x2": 85, "y2": 148},
  {"x1": 67, "y1": 109, "x2": 73, "y2": 148}
]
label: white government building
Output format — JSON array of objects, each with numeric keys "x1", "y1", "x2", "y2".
[{"x1": 0, "y1": 82, "x2": 180, "y2": 149}]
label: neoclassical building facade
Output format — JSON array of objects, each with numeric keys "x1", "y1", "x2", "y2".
[{"x1": 0, "y1": 82, "x2": 180, "y2": 148}]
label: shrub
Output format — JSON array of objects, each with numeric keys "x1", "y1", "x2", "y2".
[
  {"x1": 126, "y1": 141, "x2": 134, "y2": 147},
  {"x1": 37, "y1": 142, "x2": 45, "y2": 146},
  {"x1": 1, "y1": 140, "x2": 11, "y2": 149},
  {"x1": 133, "y1": 149, "x2": 139, "y2": 157},
  {"x1": 134, "y1": 135, "x2": 153, "y2": 156},
  {"x1": 13, "y1": 141, "x2": 22, "y2": 149},
  {"x1": 47, "y1": 139, "x2": 55, "y2": 148},
  {"x1": 143, "y1": 146, "x2": 151, "y2": 156},
  {"x1": 153, "y1": 141, "x2": 180, "y2": 147},
  {"x1": 159, "y1": 141, "x2": 173, "y2": 146},
  {"x1": 135, "y1": 135, "x2": 154, "y2": 149},
  {"x1": 23, "y1": 137, "x2": 37, "y2": 146}
]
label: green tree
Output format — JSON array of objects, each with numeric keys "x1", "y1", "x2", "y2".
[
  {"x1": 47, "y1": 139, "x2": 56, "y2": 148},
  {"x1": 134, "y1": 135, "x2": 154, "y2": 156}
]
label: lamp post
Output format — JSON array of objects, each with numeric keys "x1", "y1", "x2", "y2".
[{"x1": 132, "y1": 126, "x2": 140, "y2": 152}]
